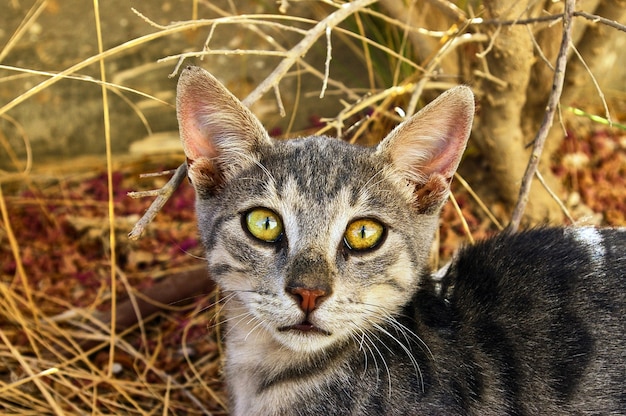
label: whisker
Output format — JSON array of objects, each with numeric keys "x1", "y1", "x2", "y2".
[
  {"x1": 348, "y1": 324, "x2": 378, "y2": 382},
  {"x1": 373, "y1": 323, "x2": 425, "y2": 393},
  {"x1": 347, "y1": 301, "x2": 430, "y2": 392},
  {"x1": 362, "y1": 327, "x2": 393, "y2": 395},
  {"x1": 385, "y1": 316, "x2": 434, "y2": 362},
  {"x1": 358, "y1": 330, "x2": 381, "y2": 386},
  {"x1": 359, "y1": 302, "x2": 434, "y2": 361},
  {"x1": 244, "y1": 317, "x2": 267, "y2": 341}
]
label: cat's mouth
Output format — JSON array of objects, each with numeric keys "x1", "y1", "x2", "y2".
[{"x1": 279, "y1": 321, "x2": 331, "y2": 335}]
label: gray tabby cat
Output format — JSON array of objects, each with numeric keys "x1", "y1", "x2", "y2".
[{"x1": 176, "y1": 65, "x2": 626, "y2": 415}]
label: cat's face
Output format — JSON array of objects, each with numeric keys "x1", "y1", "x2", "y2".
[
  {"x1": 195, "y1": 136, "x2": 441, "y2": 352},
  {"x1": 176, "y1": 66, "x2": 474, "y2": 353}
]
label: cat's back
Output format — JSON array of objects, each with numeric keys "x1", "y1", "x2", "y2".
[
  {"x1": 447, "y1": 227, "x2": 625, "y2": 306},
  {"x1": 437, "y1": 227, "x2": 625, "y2": 414}
]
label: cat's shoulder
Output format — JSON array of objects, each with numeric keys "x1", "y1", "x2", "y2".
[
  {"x1": 438, "y1": 227, "x2": 625, "y2": 307},
  {"x1": 452, "y1": 226, "x2": 624, "y2": 275}
]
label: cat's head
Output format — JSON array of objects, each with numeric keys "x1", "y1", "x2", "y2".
[{"x1": 177, "y1": 66, "x2": 474, "y2": 353}]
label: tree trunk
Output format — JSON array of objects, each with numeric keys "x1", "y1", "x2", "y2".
[{"x1": 474, "y1": 0, "x2": 563, "y2": 224}]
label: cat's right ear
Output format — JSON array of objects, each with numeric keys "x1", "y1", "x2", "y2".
[{"x1": 176, "y1": 66, "x2": 272, "y2": 193}]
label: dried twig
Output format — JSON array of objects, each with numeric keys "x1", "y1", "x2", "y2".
[
  {"x1": 241, "y1": 0, "x2": 377, "y2": 107},
  {"x1": 535, "y1": 170, "x2": 575, "y2": 224},
  {"x1": 127, "y1": 163, "x2": 188, "y2": 240},
  {"x1": 471, "y1": 11, "x2": 626, "y2": 33},
  {"x1": 406, "y1": 28, "x2": 487, "y2": 116},
  {"x1": 507, "y1": 0, "x2": 575, "y2": 232},
  {"x1": 454, "y1": 173, "x2": 504, "y2": 231},
  {"x1": 568, "y1": 41, "x2": 612, "y2": 126},
  {"x1": 573, "y1": 10, "x2": 626, "y2": 33},
  {"x1": 0, "y1": 24, "x2": 194, "y2": 118},
  {"x1": 320, "y1": 25, "x2": 332, "y2": 99}
]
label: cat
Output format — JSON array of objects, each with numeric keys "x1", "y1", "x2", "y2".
[{"x1": 176, "y1": 65, "x2": 625, "y2": 415}]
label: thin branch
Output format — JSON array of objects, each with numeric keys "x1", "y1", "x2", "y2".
[
  {"x1": 574, "y1": 10, "x2": 626, "y2": 33},
  {"x1": 127, "y1": 163, "x2": 188, "y2": 240},
  {"x1": 449, "y1": 192, "x2": 475, "y2": 245},
  {"x1": 406, "y1": 29, "x2": 487, "y2": 116},
  {"x1": 197, "y1": 5, "x2": 362, "y2": 100},
  {"x1": 0, "y1": 23, "x2": 196, "y2": 117},
  {"x1": 320, "y1": 25, "x2": 332, "y2": 98},
  {"x1": 508, "y1": 0, "x2": 575, "y2": 232},
  {"x1": 454, "y1": 173, "x2": 504, "y2": 230},
  {"x1": 568, "y1": 40, "x2": 612, "y2": 126},
  {"x1": 0, "y1": 0, "x2": 47, "y2": 62},
  {"x1": 129, "y1": 3, "x2": 379, "y2": 239},
  {"x1": 424, "y1": 0, "x2": 467, "y2": 21},
  {"x1": 273, "y1": 83, "x2": 286, "y2": 117},
  {"x1": 470, "y1": 14, "x2": 563, "y2": 27},
  {"x1": 241, "y1": 0, "x2": 378, "y2": 108},
  {"x1": 526, "y1": 24, "x2": 555, "y2": 71},
  {"x1": 535, "y1": 170, "x2": 575, "y2": 224},
  {"x1": 470, "y1": 10, "x2": 626, "y2": 33},
  {"x1": 129, "y1": 0, "x2": 624, "y2": 237}
]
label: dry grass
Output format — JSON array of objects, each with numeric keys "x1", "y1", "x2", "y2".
[
  {"x1": 0, "y1": 154, "x2": 227, "y2": 414},
  {"x1": 0, "y1": 1, "x2": 623, "y2": 414}
]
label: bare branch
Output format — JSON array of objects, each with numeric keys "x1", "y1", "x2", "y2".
[
  {"x1": 406, "y1": 29, "x2": 487, "y2": 116},
  {"x1": 569, "y1": 41, "x2": 612, "y2": 125},
  {"x1": 508, "y1": 0, "x2": 575, "y2": 232},
  {"x1": 535, "y1": 170, "x2": 576, "y2": 224},
  {"x1": 241, "y1": 0, "x2": 377, "y2": 108},
  {"x1": 320, "y1": 25, "x2": 332, "y2": 99},
  {"x1": 470, "y1": 10, "x2": 626, "y2": 33},
  {"x1": 128, "y1": 162, "x2": 188, "y2": 240},
  {"x1": 574, "y1": 10, "x2": 626, "y2": 33}
]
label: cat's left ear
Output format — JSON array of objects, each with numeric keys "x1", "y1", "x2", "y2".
[
  {"x1": 176, "y1": 65, "x2": 272, "y2": 192},
  {"x1": 376, "y1": 86, "x2": 474, "y2": 211}
]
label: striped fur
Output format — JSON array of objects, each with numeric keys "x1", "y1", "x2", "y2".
[{"x1": 177, "y1": 66, "x2": 626, "y2": 415}]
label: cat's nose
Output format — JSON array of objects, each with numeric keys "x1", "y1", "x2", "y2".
[{"x1": 287, "y1": 287, "x2": 328, "y2": 314}]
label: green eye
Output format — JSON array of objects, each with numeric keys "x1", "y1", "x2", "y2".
[
  {"x1": 344, "y1": 218, "x2": 385, "y2": 251},
  {"x1": 245, "y1": 208, "x2": 283, "y2": 243}
]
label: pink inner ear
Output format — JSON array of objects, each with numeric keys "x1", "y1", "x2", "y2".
[
  {"x1": 420, "y1": 115, "x2": 473, "y2": 179},
  {"x1": 179, "y1": 104, "x2": 218, "y2": 162},
  {"x1": 177, "y1": 76, "x2": 228, "y2": 163},
  {"x1": 379, "y1": 86, "x2": 475, "y2": 184},
  {"x1": 176, "y1": 66, "x2": 273, "y2": 172},
  {"x1": 176, "y1": 66, "x2": 274, "y2": 186}
]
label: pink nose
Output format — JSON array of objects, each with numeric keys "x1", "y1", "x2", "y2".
[{"x1": 287, "y1": 287, "x2": 328, "y2": 313}]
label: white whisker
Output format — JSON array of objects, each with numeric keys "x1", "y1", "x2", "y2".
[{"x1": 373, "y1": 323, "x2": 425, "y2": 393}]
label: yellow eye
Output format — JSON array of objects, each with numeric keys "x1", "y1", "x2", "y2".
[
  {"x1": 344, "y1": 218, "x2": 385, "y2": 251},
  {"x1": 245, "y1": 208, "x2": 283, "y2": 243}
]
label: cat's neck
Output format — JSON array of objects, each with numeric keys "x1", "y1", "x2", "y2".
[
  {"x1": 223, "y1": 302, "x2": 356, "y2": 415},
  {"x1": 221, "y1": 294, "x2": 444, "y2": 415}
]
